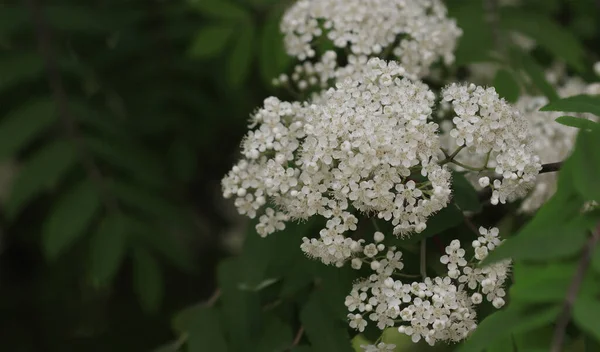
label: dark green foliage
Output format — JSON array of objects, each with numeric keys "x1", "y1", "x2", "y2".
[
  {"x1": 457, "y1": 305, "x2": 560, "y2": 352},
  {"x1": 134, "y1": 247, "x2": 164, "y2": 313},
  {"x1": 301, "y1": 292, "x2": 354, "y2": 352},
  {"x1": 492, "y1": 69, "x2": 520, "y2": 103},
  {"x1": 451, "y1": 172, "x2": 481, "y2": 212},
  {"x1": 186, "y1": 307, "x2": 229, "y2": 352},
  {"x1": 1, "y1": 0, "x2": 600, "y2": 351},
  {"x1": 555, "y1": 116, "x2": 600, "y2": 131}
]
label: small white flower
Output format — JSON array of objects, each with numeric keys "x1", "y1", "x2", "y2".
[
  {"x1": 349, "y1": 313, "x2": 368, "y2": 332},
  {"x1": 352, "y1": 258, "x2": 363, "y2": 270},
  {"x1": 478, "y1": 177, "x2": 490, "y2": 187},
  {"x1": 364, "y1": 244, "x2": 379, "y2": 258},
  {"x1": 281, "y1": 0, "x2": 462, "y2": 79},
  {"x1": 471, "y1": 293, "x2": 483, "y2": 304},
  {"x1": 474, "y1": 246, "x2": 489, "y2": 261},
  {"x1": 492, "y1": 297, "x2": 505, "y2": 308}
]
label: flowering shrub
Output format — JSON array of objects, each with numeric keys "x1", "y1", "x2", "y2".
[
  {"x1": 10, "y1": 0, "x2": 600, "y2": 350},
  {"x1": 174, "y1": 0, "x2": 600, "y2": 351},
  {"x1": 215, "y1": 0, "x2": 600, "y2": 350}
]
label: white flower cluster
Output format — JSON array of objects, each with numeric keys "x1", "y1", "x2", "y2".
[
  {"x1": 345, "y1": 228, "x2": 511, "y2": 346},
  {"x1": 223, "y1": 56, "x2": 541, "y2": 270},
  {"x1": 224, "y1": 59, "x2": 457, "y2": 266},
  {"x1": 280, "y1": 0, "x2": 462, "y2": 79},
  {"x1": 441, "y1": 83, "x2": 542, "y2": 205},
  {"x1": 273, "y1": 50, "x2": 339, "y2": 92},
  {"x1": 222, "y1": 97, "x2": 307, "y2": 234},
  {"x1": 454, "y1": 62, "x2": 599, "y2": 211},
  {"x1": 297, "y1": 59, "x2": 451, "y2": 239}
]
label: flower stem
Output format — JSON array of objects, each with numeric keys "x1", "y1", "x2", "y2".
[
  {"x1": 420, "y1": 239, "x2": 427, "y2": 280},
  {"x1": 439, "y1": 145, "x2": 466, "y2": 165}
]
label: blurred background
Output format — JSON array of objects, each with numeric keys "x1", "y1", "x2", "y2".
[{"x1": 0, "y1": 0, "x2": 598, "y2": 351}]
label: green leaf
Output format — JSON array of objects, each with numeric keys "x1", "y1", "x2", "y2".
[
  {"x1": 574, "y1": 296, "x2": 600, "y2": 342},
  {"x1": 111, "y1": 181, "x2": 185, "y2": 223},
  {"x1": 0, "y1": 97, "x2": 57, "y2": 159},
  {"x1": 69, "y1": 101, "x2": 128, "y2": 139},
  {"x1": 351, "y1": 334, "x2": 372, "y2": 352},
  {"x1": 187, "y1": 0, "x2": 249, "y2": 20},
  {"x1": 482, "y1": 212, "x2": 591, "y2": 265},
  {"x1": 292, "y1": 347, "x2": 313, "y2": 352},
  {"x1": 269, "y1": 220, "x2": 320, "y2": 295},
  {"x1": 257, "y1": 316, "x2": 293, "y2": 352},
  {"x1": 540, "y1": 95, "x2": 600, "y2": 116},
  {"x1": 448, "y1": 2, "x2": 494, "y2": 65},
  {"x1": 481, "y1": 182, "x2": 589, "y2": 265},
  {"x1": 239, "y1": 228, "x2": 283, "y2": 289},
  {"x1": 486, "y1": 336, "x2": 515, "y2": 352},
  {"x1": 259, "y1": 9, "x2": 291, "y2": 85},
  {"x1": 0, "y1": 6, "x2": 136, "y2": 35},
  {"x1": 452, "y1": 172, "x2": 481, "y2": 212},
  {"x1": 457, "y1": 305, "x2": 560, "y2": 352},
  {"x1": 555, "y1": 116, "x2": 600, "y2": 131},
  {"x1": 227, "y1": 22, "x2": 255, "y2": 87},
  {"x1": 280, "y1": 258, "x2": 318, "y2": 297},
  {"x1": 173, "y1": 302, "x2": 205, "y2": 334},
  {"x1": 0, "y1": 54, "x2": 45, "y2": 90},
  {"x1": 85, "y1": 135, "x2": 166, "y2": 188},
  {"x1": 43, "y1": 179, "x2": 101, "y2": 259},
  {"x1": 217, "y1": 258, "x2": 262, "y2": 351},
  {"x1": 89, "y1": 214, "x2": 127, "y2": 286},
  {"x1": 513, "y1": 326, "x2": 553, "y2": 352},
  {"x1": 509, "y1": 261, "x2": 600, "y2": 304},
  {"x1": 6, "y1": 140, "x2": 77, "y2": 219},
  {"x1": 510, "y1": 262, "x2": 573, "y2": 303},
  {"x1": 493, "y1": 69, "x2": 520, "y2": 103},
  {"x1": 510, "y1": 48, "x2": 559, "y2": 101},
  {"x1": 300, "y1": 292, "x2": 353, "y2": 352},
  {"x1": 585, "y1": 334, "x2": 600, "y2": 352},
  {"x1": 133, "y1": 248, "x2": 164, "y2": 313},
  {"x1": 168, "y1": 140, "x2": 197, "y2": 183},
  {"x1": 188, "y1": 25, "x2": 235, "y2": 59},
  {"x1": 500, "y1": 10, "x2": 586, "y2": 71},
  {"x1": 187, "y1": 307, "x2": 228, "y2": 352},
  {"x1": 571, "y1": 129, "x2": 600, "y2": 202},
  {"x1": 124, "y1": 216, "x2": 196, "y2": 272}
]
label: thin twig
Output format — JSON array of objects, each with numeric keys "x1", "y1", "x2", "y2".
[
  {"x1": 25, "y1": 0, "x2": 121, "y2": 214},
  {"x1": 541, "y1": 162, "x2": 563, "y2": 174},
  {"x1": 464, "y1": 216, "x2": 480, "y2": 235},
  {"x1": 439, "y1": 146, "x2": 466, "y2": 165},
  {"x1": 289, "y1": 326, "x2": 304, "y2": 349},
  {"x1": 484, "y1": 0, "x2": 504, "y2": 55},
  {"x1": 371, "y1": 217, "x2": 381, "y2": 232},
  {"x1": 206, "y1": 288, "x2": 222, "y2": 306},
  {"x1": 477, "y1": 161, "x2": 564, "y2": 202},
  {"x1": 550, "y1": 224, "x2": 600, "y2": 352},
  {"x1": 420, "y1": 239, "x2": 427, "y2": 280}
]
